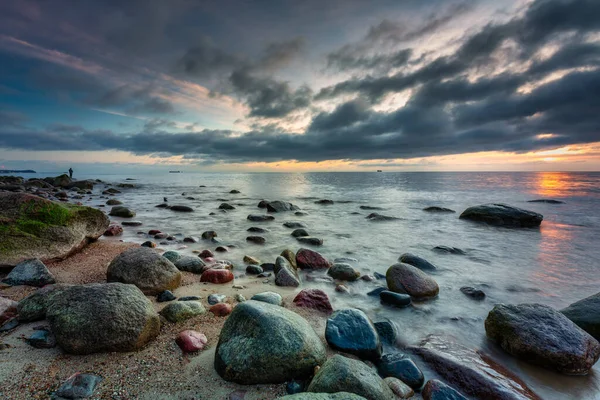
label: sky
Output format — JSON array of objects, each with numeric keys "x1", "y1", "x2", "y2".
[{"x1": 0, "y1": 0, "x2": 599, "y2": 173}]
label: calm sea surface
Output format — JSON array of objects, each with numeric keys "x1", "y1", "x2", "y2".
[{"x1": 18, "y1": 171, "x2": 600, "y2": 398}]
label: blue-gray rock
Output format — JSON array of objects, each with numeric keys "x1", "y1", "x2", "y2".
[
  {"x1": 291, "y1": 228, "x2": 309, "y2": 238},
  {"x1": 55, "y1": 373, "x2": 102, "y2": 399},
  {"x1": 2, "y1": 259, "x2": 56, "y2": 287},
  {"x1": 562, "y1": 292, "x2": 600, "y2": 342},
  {"x1": 162, "y1": 251, "x2": 181, "y2": 263},
  {"x1": 215, "y1": 300, "x2": 326, "y2": 384},
  {"x1": 246, "y1": 265, "x2": 264, "y2": 275},
  {"x1": 208, "y1": 294, "x2": 227, "y2": 305},
  {"x1": 156, "y1": 290, "x2": 176, "y2": 302},
  {"x1": 460, "y1": 286, "x2": 485, "y2": 300},
  {"x1": 367, "y1": 287, "x2": 387, "y2": 297},
  {"x1": 325, "y1": 308, "x2": 382, "y2": 361},
  {"x1": 307, "y1": 354, "x2": 394, "y2": 400},
  {"x1": 178, "y1": 296, "x2": 202, "y2": 301},
  {"x1": 174, "y1": 256, "x2": 206, "y2": 274},
  {"x1": 380, "y1": 291, "x2": 411, "y2": 307},
  {"x1": 286, "y1": 380, "x2": 305, "y2": 395},
  {"x1": 377, "y1": 353, "x2": 424, "y2": 389},
  {"x1": 423, "y1": 380, "x2": 468, "y2": 400},
  {"x1": 459, "y1": 204, "x2": 543, "y2": 227},
  {"x1": 374, "y1": 321, "x2": 398, "y2": 345},
  {"x1": 27, "y1": 328, "x2": 56, "y2": 348},
  {"x1": 399, "y1": 253, "x2": 437, "y2": 271},
  {"x1": 251, "y1": 291, "x2": 283, "y2": 306}
]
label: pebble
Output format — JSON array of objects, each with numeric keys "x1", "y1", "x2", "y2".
[
  {"x1": 156, "y1": 290, "x2": 176, "y2": 302},
  {"x1": 27, "y1": 328, "x2": 56, "y2": 348},
  {"x1": 55, "y1": 373, "x2": 103, "y2": 399},
  {"x1": 460, "y1": 286, "x2": 486, "y2": 300},
  {"x1": 380, "y1": 291, "x2": 412, "y2": 307},
  {"x1": 210, "y1": 303, "x2": 233, "y2": 316},
  {"x1": 178, "y1": 296, "x2": 202, "y2": 301},
  {"x1": 208, "y1": 294, "x2": 227, "y2": 305},
  {"x1": 176, "y1": 330, "x2": 208, "y2": 353},
  {"x1": 246, "y1": 265, "x2": 264, "y2": 275},
  {"x1": 246, "y1": 236, "x2": 266, "y2": 244}
]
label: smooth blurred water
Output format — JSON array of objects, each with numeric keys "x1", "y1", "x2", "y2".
[{"x1": 21, "y1": 171, "x2": 600, "y2": 398}]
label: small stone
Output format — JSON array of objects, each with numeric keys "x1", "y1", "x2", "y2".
[
  {"x1": 109, "y1": 206, "x2": 135, "y2": 218},
  {"x1": 219, "y1": 203, "x2": 236, "y2": 210},
  {"x1": 0, "y1": 317, "x2": 19, "y2": 332},
  {"x1": 243, "y1": 255, "x2": 260, "y2": 265},
  {"x1": 55, "y1": 373, "x2": 102, "y2": 399},
  {"x1": 122, "y1": 220, "x2": 143, "y2": 226},
  {"x1": 377, "y1": 353, "x2": 424, "y2": 389},
  {"x1": 286, "y1": 380, "x2": 304, "y2": 394},
  {"x1": 178, "y1": 296, "x2": 202, "y2": 301},
  {"x1": 380, "y1": 291, "x2": 412, "y2": 307},
  {"x1": 162, "y1": 251, "x2": 182, "y2": 263},
  {"x1": 210, "y1": 303, "x2": 233, "y2": 316},
  {"x1": 141, "y1": 241, "x2": 156, "y2": 248},
  {"x1": 201, "y1": 269, "x2": 234, "y2": 284},
  {"x1": 246, "y1": 236, "x2": 266, "y2": 244},
  {"x1": 293, "y1": 289, "x2": 333, "y2": 313},
  {"x1": 246, "y1": 265, "x2": 264, "y2": 275},
  {"x1": 367, "y1": 287, "x2": 387, "y2": 297},
  {"x1": 234, "y1": 294, "x2": 246, "y2": 302},
  {"x1": 160, "y1": 301, "x2": 206, "y2": 323},
  {"x1": 103, "y1": 225, "x2": 123, "y2": 236},
  {"x1": 251, "y1": 292, "x2": 283, "y2": 306},
  {"x1": 328, "y1": 263, "x2": 360, "y2": 281},
  {"x1": 215, "y1": 246, "x2": 229, "y2": 253},
  {"x1": 202, "y1": 230, "x2": 218, "y2": 240},
  {"x1": 335, "y1": 284, "x2": 350, "y2": 293},
  {"x1": 176, "y1": 330, "x2": 208, "y2": 353},
  {"x1": 199, "y1": 249, "x2": 214, "y2": 258},
  {"x1": 247, "y1": 227, "x2": 269, "y2": 233},
  {"x1": 27, "y1": 328, "x2": 56, "y2": 348},
  {"x1": 157, "y1": 290, "x2": 176, "y2": 302},
  {"x1": 291, "y1": 228, "x2": 309, "y2": 237},
  {"x1": 385, "y1": 377, "x2": 415, "y2": 399},
  {"x1": 315, "y1": 199, "x2": 334, "y2": 205},
  {"x1": 208, "y1": 294, "x2": 227, "y2": 305},
  {"x1": 183, "y1": 236, "x2": 199, "y2": 243},
  {"x1": 460, "y1": 286, "x2": 486, "y2": 300},
  {"x1": 283, "y1": 221, "x2": 307, "y2": 228},
  {"x1": 170, "y1": 205, "x2": 194, "y2": 212},
  {"x1": 247, "y1": 214, "x2": 275, "y2": 222},
  {"x1": 296, "y1": 236, "x2": 323, "y2": 246}
]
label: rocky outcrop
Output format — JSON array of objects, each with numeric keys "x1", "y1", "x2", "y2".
[
  {"x1": 459, "y1": 204, "x2": 543, "y2": 227},
  {"x1": 0, "y1": 193, "x2": 109, "y2": 266},
  {"x1": 46, "y1": 283, "x2": 160, "y2": 354},
  {"x1": 485, "y1": 303, "x2": 600, "y2": 375},
  {"x1": 107, "y1": 247, "x2": 182, "y2": 295},
  {"x1": 215, "y1": 300, "x2": 326, "y2": 384}
]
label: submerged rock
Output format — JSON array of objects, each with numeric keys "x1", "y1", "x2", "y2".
[
  {"x1": 399, "y1": 253, "x2": 437, "y2": 271},
  {"x1": 247, "y1": 214, "x2": 275, "y2": 222},
  {"x1": 307, "y1": 355, "x2": 394, "y2": 400},
  {"x1": 325, "y1": 308, "x2": 382, "y2": 361},
  {"x1": 47, "y1": 283, "x2": 160, "y2": 354},
  {"x1": 267, "y1": 200, "x2": 300, "y2": 212},
  {"x1": 246, "y1": 236, "x2": 266, "y2": 244},
  {"x1": 109, "y1": 206, "x2": 136, "y2": 218},
  {"x1": 485, "y1": 303, "x2": 600, "y2": 375},
  {"x1": 296, "y1": 236, "x2": 323, "y2": 246},
  {"x1": 422, "y1": 380, "x2": 468, "y2": 400},
  {"x1": 328, "y1": 263, "x2": 360, "y2": 281},
  {"x1": 459, "y1": 204, "x2": 543, "y2": 227},
  {"x1": 170, "y1": 205, "x2": 194, "y2": 212},
  {"x1": 527, "y1": 199, "x2": 564, "y2": 204},
  {"x1": 366, "y1": 212, "x2": 399, "y2": 221},
  {"x1": 219, "y1": 203, "x2": 236, "y2": 210},
  {"x1": 278, "y1": 393, "x2": 367, "y2": 400},
  {"x1": 460, "y1": 286, "x2": 486, "y2": 300},
  {"x1": 215, "y1": 300, "x2": 326, "y2": 384},
  {"x1": 315, "y1": 199, "x2": 334, "y2": 205},
  {"x1": 386, "y1": 263, "x2": 439, "y2": 298},
  {"x1": 423, "y1": 206, "x2": 456, "y2": 213},
  {"x1": 291, "y1": 228, "x2": 310, "y2": 237},
  {"x1": 562, "y1": 292, "x2": 600, "y2": 341},
  {"x1": 107, "y1": 247, "x2": 182, "y2": 295},
  {"x1": 432, "y1": 245, "x2": 466, "y2": 255},
  {"x1": 247, "y1": 226, "x2": 269, "y2": 233},
  {"x1": 380, "y1": 291, "x2": 411, "y2": 308},
  {"x1": 0, "y1": 193, "x2": 109, "y2": 266},
  {"x1": 284, "y1": 221, "x2": 307, "y2": 229},
  {"x1": 412, "y1": 335, "x2": 540, "y2": 399},
  {"x1": 2, "y1": 258, "x2": 55, "y2": 287}
]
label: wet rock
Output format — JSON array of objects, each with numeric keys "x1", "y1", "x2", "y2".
[
  {"x1": 157, "y1": 290, "x2": 176, "y2": 302},
  {"x1": 380, "y1": 291, "x2": 411, "y2": 308},
  {"x1": 325, "y1": 308, "x2": 382, "y2": 361},
  {"x1": 359, "y1": 205, "x2": 384, "y2": 210},
  {"x1": 210, "y1": 302, "x2": 233, "y2": 316},
  {"x1": 266, "y1": 200, "x2": 300, "y2": 212},
  {"x1": 366, "y1": 213, "x2": 399, "y2": 221},
  {"x1": 156, "y1": 203, "x2": 169, "y2": 208},
  {"x1": 55, "y1": 373, "x2": 102, "y2": 399},
  {"x1": 247, "y1": 226, "x2": 269, "y2": 233},
  {"x1": 485, "y1": 303, "x2": 600, "y2": 375},
  {"x1": 47, "y1": 283, "x2": 160, "y2": 354},
  {"x1": 215, "y1": 246, "x2": 229, "y2": 253},
  {"x1": 183, "y1": 236, "x2": 198, "y2": 243},
  {"x1": 367, "y1": 287, "x2": 387, "y2": 297},
  {"x1": 141, "y1": 241, "x2": 156, "y2": 248},
  {"x1": 199, "y1": 249, "x2": 214, "y2": 258},
  {"x1": 246, "y1": 236, "x2": 266, "y2": 244},
  {"x1": 202, "y1": 230, "x2": 218, "y2": 240},
  {"x1": 432, "y1": 245, "x2": 466, "y2": 255},
  {"x1": 293, "y1": 289, "x2": 333, "y2": 313},
  {"x1": 2, "y1": 258, "x2": 56, "y2": 287},
  {"x1": 252, "y1": 291, "x2": 283, "y2": 306},
  {"x1": 460, "y1": 286, "x2": 486, "y2": 300},
  {"x1": 103, "y1": 224, "x2": 123, "y2": 236},
  {"x1": 106, "y1": 199, "x2": 122, "y2": 205},
  {"x1": 386, "y1": 263, "x2": 439, "y2": 298},
  {"x1": 175, "y1": 256, "x2": 207, "y2": 274},
  {"x1": 315, "y1": 199, "x2": 334, "y2": 205},
  {"x1": 412, "y1": 335, "x2": 540, "y2": 399},
  {"x1": 377, "y1": 353, "x2": 424, "y2": 389},
  {"x1": 246, "y1": 265, "x2": 264, "y2": 274},
  {"x1": 247, "y1": 214, "x2": 275, "y2": 222},
  {"x1": 107, "y1": 247, "x2": 182, "y2": 295},
  {"x1": 327, "y1": 263, "x2": 360, "y2": 281},
  {"x1": 0, "y1": 317, "x2": 19, "y2": 332},
  {"x1": 170, "y1": 205, "x2": 194, "y2": 212},
  {"x1": 258, "y1": 200, "x2": 269, "y2": 208},
  {"x1": 335, "y1": 284, "x2": 350, "y2": 294},
  {"x1": 399, "y1": 253, "x2": 437, "y2": 271},
  {"x1": 176, "y1": 330, "x2": 208, "y2": 353},
  {"x1": 154, "y1": 232, "x2": 169, "y2": 239},
  {"x1": 215, "y1": 300, "x2": 326, "y2": 384},
  {"x1": 291, "y1": 228, "x2": 309, "y2": 237},
  {"x1": 423, "y1": 206, "x2": 456, "y2": 213},
  {"x1": 286, "y1": 380, "x2": 304, "y2": 395},
  {"x1": 562, "y1": 292, "x2": 600, "y2": 341},
  {"x1": 234, "y1": 294, "x2": 246, "y2": 302},
  {"x1": 122, "y1": 220, "x2": 143, "y2": 227},
  {"x1": 385, "y1": 377, "x2": 414, "y2": 399},
  {"x1": 219, "y1": 203, "x2": 236, "y2": 210},
  {"x1": 460, "y1": 204, "x2": 543, "y2": 228},
  {"x1": 243, "y1": 255, "x2": 260, "y2": 265},
  {"x1": 162, "y1": 250, "x2": 181, "y2": 263},
  {"x1": 109, "y1": 206, "x2": 136, "y2": 218},
  {"x1": 208, "y1": 294, "x2": 227, "y2": 305},
  {"x1": 527, "y1": 199, "x2": 564, "y2": 204},
  {"x1": 283, "y1": 221, "x2": 307, "y2": 229},
  {"x1": 275, "y1": 256, "x2": 301, "y2": 287},
  {"x1": 422, "y1": 380, "x2": 468, "y2": 400},
  {"x1": 27, "y1": 327, "x2": 56, "y2": 348},
  {"x1": 307, "y1": 354, "x2": 394, "y2": 400},
  {"x1": 160, "y1": 301, "x2": 206, "y2": 323},
  {"x1": 296, "y1": 236, "x2": 323, "y2": 246},
  {"x1": 148, "y1": 229, "x2": 162, "y2": 235},
  {"x1": 230, "y1": 189, "x2": 241, "y2": 194},
  {"x1": 374, "y1": 321, "x2": 398, "y2": 345},
  {"x1": 261, "y1": 262, "x2": 276, "y2": 271},
  {"x1": 201, "y1": 269, "x2": 234, "y2": 284},
  {"x1": 278, "y1": 394, "x2": 367, "y2": 400},
  {"x1": 296, "y1": 248, "x2": 330, "y2": 270},
  {"x1": 295, "y1": 211, "x2": 309, "y2": 216}
]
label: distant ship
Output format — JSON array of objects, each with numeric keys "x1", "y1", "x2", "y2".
[
  {"x1": 377, "y1": 170, "x2": 382, "y2": 172},
  {"x1": 169, "y1": 171, "x2": 182, "y2": 173}
]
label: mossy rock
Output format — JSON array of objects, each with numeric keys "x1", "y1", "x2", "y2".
[{"x1": 0, "y1": 193, "x2": 109, "y2": 267}]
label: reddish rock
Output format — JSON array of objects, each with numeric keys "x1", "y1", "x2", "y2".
[
  {"x1": 199, "y1": 250, "x2": 214, "y2": 258},
  {"x1": 296, "y1": 248, "x2": 330, "y2": 270},
  {"x1": 293, "y1": 289, "x2": 333, "y2": 313},
  {"x1": 148, "y1": 230, "x2": 162, "y2": 235},
  {"x1": 0, "y1": 297, "x2": 18, "y2": 325},
  {"x1": 210, "y1": 303, "x2": 233, "y2": 316},
  {"x1": 201, "y1": 269, "x2": 234, "y2": 284},
  {"x1": 176, "y1": 330, "x2": 208, "y2": 353},
  {"x1": 103, "y1": 225, "x2": 123, "y2": 237}
]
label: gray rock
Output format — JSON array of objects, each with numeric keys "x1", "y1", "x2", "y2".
[
  {"x1": 160, "y1": 301, "x2": 206, "y2": 323},
  {"x1": 327, "y1": 263, "x2": 360, "y2": 281},
  {"x1": 170, "y1": 205, "x2": 194, "y2": 212},
  {"x1": 279, "y1": 394, "x2": 366, "y2": 400},
  {"x1": 284, "y1": 221, "x2": 308, "y2": 229},
  {"x1": 459, "y1": 204, "x2": 543, "y2": 227},
  {"x1": 215, "y1": 300, "x2": 326, "y2": 384},
  {"x1": 386, "y1": 263, "x2": 439, "y2": 299},
  {"x1": 246, "y1": 265, "x2": 264, "y2": 274},
  {"x1": 275, "y1": 256, "x2": 301, "y2": 287},
  {"x1": 562, "y1": 292, "x2": 600, "y2": 341},
  {"x1": 247, "y1": 214, "x2": 275, "y2": 222},
  {"x1": 107, "y1": 247, "x2": 182, "y2": 295},
  {"x1": 247, "y1": 226, "x2": 269, "y2": 233},
  {"x1": 380, "y1": 291, "x2": 411, "y2": 307},
  {"x1": 291, "y1": 228, "x2": 309, "y2": 237},
  {"x1": 399, "y1": 253, "x2": 437, "y2": 271},
  {"x1": 109, "y1": 206, "x2": 136, "y2": 218},
  {"x1": 325, "y1": 309, "x2": 382, "y2": 360},
  {"x1": 17, "y1": 284, "x2": 70, "y2": 322},
  {"x1": 460, "y1": 286, "x2": 486, "y2": 300},
  {"x1": 208, "y1": 294, "x2": 227, "y2": 305},
  {"x1": 366, "y1": 213, "x2": 399, "y2": 221},
  {"x1": 485, "y1": 303, "x2": 600, "y2": 375},
  {"x1": 47, "y1": 283, "x2": 160, "y2": 354},
  {"x1": 219, "y1": 203, "x2": 236, "y2": 210},
  {"x1": 55, "y1": 373, "x2": 102, "y2": 399},
  {"x1": 156, "y1": 290, "x2": 176, "y2": 302},
  {"x1": 174, "y1": 256, "x2": 207, "y2": 274},
  {"x1": 423, "y1": 206, "x2": 455, "y2": 213},
  {"x1": 162, "y1": 250, "x2": 181, "y2": 263},
  {"x1": 267, "y1": 201, "x2": 300, "y2": 212},
  {"x1": 307, "y1": 355, "x2": 394, "y2": 400},
  {"x1": 251, "y1": 291, "x2": 283, "y2": 306},
  {"x1": 246, "y1": 236, "x2": 266, "y2": 244},
  {"x1": 2, "y1": 258, "x2": 56, "y2": 287},
  {"x1": 296, "y1": 237, "x2": 323, "y2": 246}
]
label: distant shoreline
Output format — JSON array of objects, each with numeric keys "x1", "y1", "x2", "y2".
[{"x1": 0, "y1": 170, "x2": 36, "y2": 174}]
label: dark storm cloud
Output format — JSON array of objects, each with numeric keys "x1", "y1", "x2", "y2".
[
  {"x1": 90, "y1": 85, "x2": 175, "y2": 115},
  {"x1": 143, "y1": 118, "x2": 177, "y2": 132},
  {"x1": 176, "y1": 37, "x2": 243, "y2": 78},
  {"x1": 257, "y1": 38, "x2": 305, "y2": 70}
]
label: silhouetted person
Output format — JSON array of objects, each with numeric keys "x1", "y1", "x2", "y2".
[{"x1": 68, "y1": 167, "x2": 73, "y2": 178}]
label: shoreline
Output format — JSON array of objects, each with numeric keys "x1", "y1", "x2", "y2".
[{"x1": 0, "y1": 238, "x2": 333, "y2": 399}]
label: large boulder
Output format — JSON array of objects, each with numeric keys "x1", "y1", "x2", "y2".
[
  {"x1": 411, "y1": 335, "x2": 540, "y2": 399},
  {"x1": 51, "y1": 174, "x2": 72, "y2": 188},
  {"x1": 562, "y1": 292, "x2": 600, "y2": 341},
  {"x1": 2, "y1": 258, "x2": 55, "y2": 287},
  {"x1": 296, "y1": 248, "x2": 331, "y2": 270},
  {"x1": 17, "y1": 284, "x2": 71, "y2": 322},
  {"x1": 386, "y1": 263, "x2": 439, "y2": 298},
  {"x1": 307, "y1": 355, "x2": 395, "y2": 400},
  {"x1": 459, "y1": 204, "x2": 543, "y2": 227},
  {"x1": 325, "y1": 308, "x2": 382, "y2": 361},
  {"x1": 0, "y1": 193, "x2": 109, "y2": 267},
  {"x1": 66, "y1": 180, "x2": 95, "y2": 190},
  {"x1": 46, "y1": 283, "x2": 160, "y2": 354},
  {"x1": 215, "y1": 300, "x2": 326, "y2": 384},
  {"x1": 107, "y1": 247, "x2": 182, "y2": 295},
  {"x1": 266, "y1": 200, "x2": 300, "y2": 212},
  {"x1": 485, "y1": 303, "x2": 600, "y2": 375}
]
